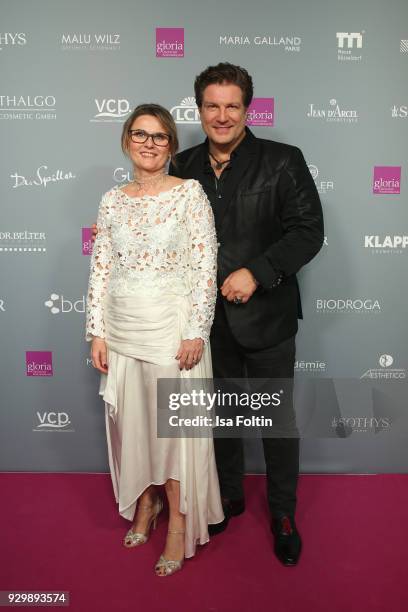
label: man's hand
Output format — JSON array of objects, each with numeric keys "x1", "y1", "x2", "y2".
[
  {"x1": 176, "y1": 338, "x2": 204, "y2": 370},
  {"x1": 220, "y1": 268, "x2": 258, "y2": 303},
  {"x1": 91, "y1": 223, "x2": 98, "y2": 243},
  {"x1": 91, "y1": 337, "x2": 108, "y2": 373}
]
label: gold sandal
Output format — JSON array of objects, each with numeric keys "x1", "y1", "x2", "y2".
[
  {"x1": 154, "y1": 530, "x2": 185, "y2": 576},
  {"x1": 123, "y1": 497, "x2": 163, "y2": 548}
]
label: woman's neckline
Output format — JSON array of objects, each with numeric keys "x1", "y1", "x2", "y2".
[{"x1": 117, "y1": 179, "x2": 192, "y2": 201}]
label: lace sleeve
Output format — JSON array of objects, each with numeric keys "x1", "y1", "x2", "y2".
[
  {"x1": 85, "y1": 191, "x2": 114, "y2": 341},
  {"x1": 183, "y1": 181, "x2": 218, "y2": 344}
]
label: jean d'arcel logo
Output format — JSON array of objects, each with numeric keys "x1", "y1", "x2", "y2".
[
  {"x1": 336, "y1": 31, "x2": 364, "y2": 61},
  {"x1": 0, "y1": 95, "x2": 56, "y2": 120},
  {"x1": 0, "y1": 231, "x2": 46, "y2": 254},
  {"x1": 307, "y1": 99, "x2": 358, "y2": 123},
  {"x1": 91, "y1": 98, "x2": 130, "y2": 122},
  {"x1": 219, "y1": 34, "x2": 301, "y2": 52},
  {"x1": 61, "y1": 33, "x2": 120, "y2": 51},
  {"x1": 170, "y1": 97, "x2": 200, "y2": 124}
]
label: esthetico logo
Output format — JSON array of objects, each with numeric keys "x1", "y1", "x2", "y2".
[
  {"x1": 246, "y1": 98, "x2": 274, "y2": 127},
  {"x1": 156, "y1": 28, "x2": 184, "y2": 57},
  {"x1": 373, "y1": 166, "x2": 401, "y2": 194},
  {"x1": 26, "y1": 351, "x2": 53, "y2": 377}
]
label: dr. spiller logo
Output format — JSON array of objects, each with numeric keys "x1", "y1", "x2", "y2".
[
  {"x1": 90, "y1": 99, "x2": 130, "y2": 122},
  {"x1": 361, "y1": 354, "x2": 406, "y2": 379},
  {"x1": 61, "y1": 33, "x2": 120, "y2": 51},
  {"x1": 156, "y1": 28, "x2": 184, "y2": 58},
  {"x1": 307, "y1": 164, "x2": 334, "y2": 195},
  {"x1": 373, "y1": 167, "x2": 401, "y2": 195},
  {"x1": 82, "y1": 228, "x2": 93, "y2": 255},
  {"x1": 10, "y1": 165, "x2": 76, "y2": 188},
  {"x1": 34, "y1": 412, "x2": 74, "y2": 432},
  {"x1": 0, "y1": 231, "x2": 47, "y2": 254},
  {"x1": 26, "y1": 351, "x2": 53, "y2": 377},
  {"x1": 246, "y1": 98, "x2": 274, "y2": 127},
  {"x1": 316, "y1": 299, "x2": 381, "y2": 313},
  {"x1": 307, "y1": 99, "x2": 358, "y2": 123},
  {"x1": 170, "y1": 97, "x2": 200, "y2": 124},
  {"x1": 0, "y1": 33, "x2": 27, "y2": 51},
  {"x1": 364, "y1": 235, "x2": 407, "y2": 254},
  {"x1": 336, "y1": 31, "x2": 364, "y2": 62},
  {"x1": 0, "y1": 95, "x2": 56, "y2": 120},
  {"x1": 44, "y1": 293, "x2": 85, "y2": 314}
]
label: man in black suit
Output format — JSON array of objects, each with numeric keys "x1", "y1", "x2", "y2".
[{"x1": 169, "y1": 63, "x2": 324, "y2": 566}]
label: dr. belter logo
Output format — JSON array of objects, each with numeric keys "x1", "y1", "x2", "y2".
[
  {"x1": 34, "y1": 412, "x2": 74, "y2": 432},
  {"x1": 156, "y1": 28, "x2": 184, "y2": 58},
  {"x1": 44, "y1": 293, "x2": 85, "y2": 314},
  {"x1": 90, "y1": 99, "x2": 130, "y2": 122}
]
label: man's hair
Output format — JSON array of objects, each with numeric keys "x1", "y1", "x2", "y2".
[
  {"x1": 194, "y1": 62, "x2": 254, "y2": 108},
  {"x1": 121, "y1": 103, "x2": 179, "y2": 164}
]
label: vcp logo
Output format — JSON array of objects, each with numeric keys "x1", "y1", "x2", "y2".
[
  {"x1": 91, "y1": 98, "x2": 130, "y2": 122},
  {"x1": 34, "y1": 411, "x2": 74, "y2": 431},
  {"x1": 44, "y1": 293, "x2": 85, "y2": 314},
  {"x1": 170, "y1": 97, "x2": 201, "y2": 124}
]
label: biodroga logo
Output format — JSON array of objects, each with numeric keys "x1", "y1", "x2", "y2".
[
  {"x1": 373, "y1": 166, "x2": 401, "y2": 195},
  {"x1": 307, "y1": 99, "x2": 358, "y2": 123},
  {"x1": 26, "y1": 351, "x2": 53, "y2": 377},
  {"x1": 170, "y1": 97, "x2": 200, "y2": 124},
  {"x1": 82, "y1": 228, "x2": 93, "y2": 255},
  {"x1": 316, "y1": 298, "x2": 381, "y2": 313},
  {"x1": 246, "y1": 98, "x2": 274, "y2": 127},
  {"x1": 156, "y1": 28, "x2": 184, "y2": 58},
  {"x1": 90, "y1": 98, "x2": 130, "y2": 122}
]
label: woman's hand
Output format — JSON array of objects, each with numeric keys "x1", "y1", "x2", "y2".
[
  {"x1": 176, "y1": 338, "x2": 204, "y2": 370},
  {"x1": 91, "y1": 337, "x2": 108, "y2": 373}
]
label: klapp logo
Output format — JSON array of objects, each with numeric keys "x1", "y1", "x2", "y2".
[
  {"x1": 170, "y1": 97, "x2": 200, "y2": 124},
  {"x1": 0, "y1": 33, "x2": 27, "y2": 50},
  {"x1": 44, "y1": 293, "x2": 85, "y2": 314},
  {"x1": 91, "y1": 99, "x2": 130, "y2": 122},
  {"x1": 34, "y1": 411, "x2": 74, "y2": 432},
  {"x1": 26, "y1": 351, "x2": 53, "y2": 377},
  {"x1": 364, "y1": 235, "x2": 408, "y2": 252},
  {"x1": 156, "y1": 28, "x2": 184, "y2": 57}
]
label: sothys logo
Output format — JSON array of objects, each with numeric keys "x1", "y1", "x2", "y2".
[
  {"x1": 170, "y1": 97, "x2": 200, "y2": 124},
  {"x1": 44, "y1": 293, "x2": 85, "y2": 314},
  {"x1": 156, "y1": 28, "x2": 184, "y2": 58},
  {"x1": 373, "y1": 166, "x2": 401, "y2": 195},
  {"x1": 316, "y1": 298, "x2": 381, "y2": 313},
  {"x1": 307, "y1": 164, "x2": 334, "y2": 195},
  {"x1": 391, "y1": 105, "x2": 408, "y2": 118},
  {"x1": 91, "y1": 99, "x2": 130, "y2": 122},
  {"x1": 332, "y1": 416, "x2": 391, "y2": 436},
  {"x1": 34, "y1": 412, "x2": 74, "y2": 432},
  {"x1": 26, "y1": 351, "x2": 53, "y2": 377},
  {"x1": 0, "y1": 33, "x2": 27, "y2": 50},
  {"x1": 361, "y1": 354, "x2": 406, "y2": 379},
  {"x1": 364, "y1": 235, "x2": 408, "y2": 254}
]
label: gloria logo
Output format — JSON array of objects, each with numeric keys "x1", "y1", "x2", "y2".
[
  {"x1": 307, "y1": 99, "x2": 358, "y2": 123},
  {"x1": 373, "y1": 166, "x2": 401, "y2": 194},
  {"x1": 336, "y1": 31, "x2": 363, "y2": 62},
  {"x1": 316, "y1": 298, "x2": 381, "y2": 313},
  {"x1": 44, "y1": 293, "x2": 85, "y2": 314},
  {"x1": 61, "y1": 33, "x2": 120, "y2": 51},
  {"x1": 82, "y1": 228, "x2": 93, "y2": 255},
  {"x1": 0, "y1": 33, "x2": 27, "y2": 50},
  {"x1": 307, "y1": 164, "x2": 334, "y2": 195},
  {"x1": 400, "y1": 40, "x2": 408, "y2": 53},
  {"x1": 0, "y1": 231, "x2": 46, "y2": 253},
  {"x1": 10, "y1": 165, "x2": 76, "y2": 189},
  {"x1": 26, "y1": 351, "x2": 53, "y2": 377},
  {"x1": 156, "y1": 28, "x2": 184, "y2": 58},
  {"x1": 34, "y1": 412, "x2": 74, "y2": 432},
  {"x1": 364, "y1": 235, "x2": 408, "y2": 254},
  {"x1": 219, "y1": 34, "x2": 301, "y2": 52},
  {"x1": 361, "y1": 354, "x2": 406, "y2": 379},
  {"x1": 170, "y1": 97, "x2": 200, "y2": 124},
  {"x1": 0, "y1": 95, "x2": 56, "y2": 120},
  {"x1": 246, "y1": 98, "x2": 274, "y2": 127},
  {"x1": 91, "y1": 98, "x2": 130, "y2": 122}
]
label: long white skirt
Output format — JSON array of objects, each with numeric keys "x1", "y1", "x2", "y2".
[{"x1": 99, "y1": 293, "x2": 224, "y2": 558}]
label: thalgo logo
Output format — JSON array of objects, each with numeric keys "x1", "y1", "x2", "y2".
[
  {"x1": 91, "y1": 99, "x2": 130, "y2": 122},
  {"x1": 246, "y1": 98, "x2": 274, "y2": 127},
  {"x1": 82, "y1": 228, "x2": 93, "y2": 255},
  {"x1": 170, "y1": 97, "x2": 200, "y2": 124},
  {"x1": 373, "y1": 166, "x2": 401, "y2": 194},
  {"x1": 316, "y1": 299, "x2": 381, "y2": 313},
  {"x1": 0, "y1": 33, "x2": 27, "y2": 50},
  {"x1": 34, "y1": 412, "x2": 73, "y2": 431},
  {"x1": 156, "y1": 28, "x2": 184, "y2": 57},
  {"x1": 44, "y1": 293, "x2": 85, "y2": 314},
  {"x1": 26, "y1": 351, "x2": 53, "y2": 377}
]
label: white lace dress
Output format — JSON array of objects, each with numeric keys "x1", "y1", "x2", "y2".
[{"x1": 85, "y1": 179, "x2": 224, "y2": 558}]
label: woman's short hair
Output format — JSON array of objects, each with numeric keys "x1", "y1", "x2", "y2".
[
  {"x1": 194, "y1": 62, "x2": 254, "y2": 109},
  {"x1": 121, "y1": 103, "x2": 179, "y2": 164}
]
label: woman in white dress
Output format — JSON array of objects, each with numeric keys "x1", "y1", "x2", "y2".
[{"x1": 86, "y1": 104, "x2": 224, "y2": 576}]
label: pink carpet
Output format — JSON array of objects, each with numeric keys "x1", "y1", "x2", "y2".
[{"x1": 1, "y1": 473, "x2": 407, "y2": 612}]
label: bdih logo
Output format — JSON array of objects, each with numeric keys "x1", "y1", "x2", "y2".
[
  {"x1": 91, "y1": 99, "x2": 130, "y2": 122},
  {"x1": 170, "y1": 97, "x2": 200, "y2": 124},
  {"x1": 44, "y1": 293, "x2": 85, "y2": 314},
  {"x1": 0, "y1": 33, "x2": 27, "y2": 50},
  {"x1": 336, "y1": 32, "x2": 363, "y2": 48},
  {"x1": 34, "y1": 412, "x2": 74, "y2": 431}
]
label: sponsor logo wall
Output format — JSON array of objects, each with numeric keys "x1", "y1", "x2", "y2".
[{"x1": 0, "y1": 0, "x2": 407, "y2": 474}]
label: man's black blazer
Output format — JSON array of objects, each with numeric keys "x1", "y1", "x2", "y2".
[{"x1": 170, "y1": 128, "x2": 324, "y2": 350}]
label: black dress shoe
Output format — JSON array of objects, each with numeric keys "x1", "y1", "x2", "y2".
[
  {"x1": 271, "y1": 515, "x2": 302, "y2": 566},
  {"x1": 208, "y1": 498, "x2": 245, "y2": 536}
]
